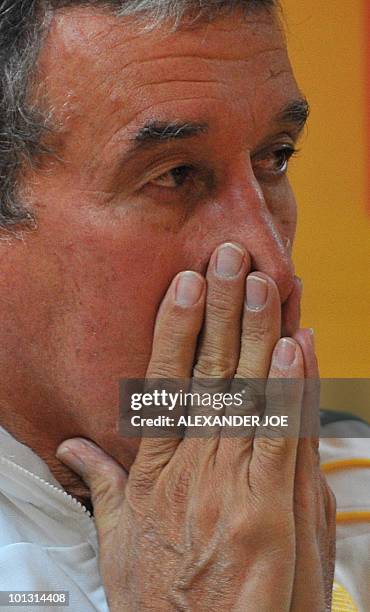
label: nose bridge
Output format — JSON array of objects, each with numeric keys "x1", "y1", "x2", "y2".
[{"x1": 207, "y1": 171, "x2": 294, "y2": 302}]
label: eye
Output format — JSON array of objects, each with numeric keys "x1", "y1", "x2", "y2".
[
  {"x1": 149, "y1": 165, "x2": 194, "y2": 189},
  {"x1": 253, "y1": 145, "x2": 297, "y2": 179}
]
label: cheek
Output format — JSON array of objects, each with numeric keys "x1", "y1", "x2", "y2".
[
  {"x1": 30, "y1": 177, "x2": 209, "y2": 379},
  {"x1": 263, "y1": 180, "x2": 298, "y2": 239},
  {"x1": 38, "y1": 206, "x2": 193, "y2": 381}
]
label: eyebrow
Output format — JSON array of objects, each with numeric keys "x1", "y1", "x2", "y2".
[
  {"x1": 277, "y1": 98, "x2": 310, "y2": 132},
  {"x1": 134, "y1": 121, "x2": 208, "y2": 146},
  {"x1": 128, "y1": 97, "x2": 309, "y2": 153}
]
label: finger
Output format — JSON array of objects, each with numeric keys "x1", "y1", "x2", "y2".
[
  {"x1": 147, "y1": 270, "x2": 206, "y2": 379},
  {"x1": 290, "y1": 442, "x2": 337, "y2": 611},
  {"x1": 281, "y1": 276, "x2": 303, "y2": 338},
  {"x1": 294, "y1": 329, "x2": 335, "y2": 599},
  {"x1": 56, "y1": 439, "x2": 127, "y2": 539},
  {"x1": 185, "y1": 243, "x2": 249, "y2": 443},
  {"x1": 221, "y1": 273, "x2": 280, "y2": 449},
  {"x1": 236, "y1": 272, "x2": 281, "y2": 379},
  {"x1": 250, "y1": 338, "x2": 304, "y2": 488},
  {"x1": 193, "y1": 242, "x2": 250, "y2": 380},
  {"x1": 137, "y1": 270, "x2": 206, "y2": 470},
  {"x1": 322, "y1": 478, "x2": 337, "y2": 609},
  {"x1": 294, "y1": 328, "x2": 320, "y2": 440},
  {"x1": 292, "y1": 327, "x2": 334, "y2": 609},
  {"x1": 294, "y1": 327, "x2": 318, "y2": 378}
]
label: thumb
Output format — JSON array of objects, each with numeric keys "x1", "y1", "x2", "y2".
[{"x1": 56, "y1": 438, "x2": 127, "y2": 536}]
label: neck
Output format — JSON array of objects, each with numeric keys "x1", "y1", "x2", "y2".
[
  {"x1": 0, "y1": 408, "x2": 92, "y2": 503},
  {"x1": 0, "y1": 396, "x2": 136, "y2": 508}
]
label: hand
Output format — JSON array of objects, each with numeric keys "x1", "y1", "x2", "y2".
[
  {"x1": 56, "y1": 242, "x2": 336, "y2": 611},
  {"x1": 290, "y1": 329, "x2": 336, "y2": 611}
]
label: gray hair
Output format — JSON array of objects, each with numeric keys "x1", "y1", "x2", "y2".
[{"x1": 0, "y1": 0, "x2": 278, "y2": 229}]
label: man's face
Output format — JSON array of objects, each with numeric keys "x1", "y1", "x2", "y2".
[{"x1": 4, "y1": 7, "x2": 305, "y2": 460}]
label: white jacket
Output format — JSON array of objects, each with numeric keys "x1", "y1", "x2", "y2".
[
  {"x1": 1, "y1": 421, "x2": 369, "y2": 612},
  {"x1": 320, "y1": 418, "x2": 370, "y2": 612},
  {"x1": 0, "y1": 426, "x2": 109, "y2": 611}
]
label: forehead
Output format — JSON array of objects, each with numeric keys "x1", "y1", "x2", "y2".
[{"x1": 38, "y1": 7, "x2": 299, "y2": 152}]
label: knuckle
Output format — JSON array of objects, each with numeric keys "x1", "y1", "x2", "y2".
[
  {"x1": 158, "y1": 325, "x2": 196, "y2": 347},
  {"x1": 229, "y1": 507, "x2": 293, "y2": 556},
  {"x1": 234, "y1": 378, "x2": 265, "y2": 399},
  {"x1": 228, "y1": 512, "x2": 250, "y2": 545},
  {"x1": 149, "y1": 361, "x2": 184, "y2": 378},
  {"x1": 236, "y1": 363, "x2": 265, "y2": 379},
  {"x1": 91, "y1": 460, "x2": 126, "y2": 488},
  {"x1": 149, "y1": 337, "x2": 196, "y2": 377},
  {"x1": 194, "y1": 352, "x2": 235, "y2": 379},
  {"x1": 254, "y1": 435, "x2": 293, "y2": 469},
  {"x1": 155, "y1": 308, "x2": 201, "y2": 343},
  {"x1": 171, "y1": 302, "x2": 202, "y2": 320},
  {"x1": 206, "y1": 293, "x2": 238, "y2": 323},
  {"x1": 243, "y1": 322, "x2": 269, "y2": 345},
  {"x1": 167, "y1": 465, "x2": 193, "y2": 505},
  {"x1": 108, "y1": 469, "x2": 127, "y2": 490},
  {"x1": 266, "y1": 379, "x2": 303, "y2": 410},
  {"x1": 91, "y1": 470, "x2": 125, "y2": 506}
]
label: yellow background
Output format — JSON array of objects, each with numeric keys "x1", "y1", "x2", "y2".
[
  {"x1": 283, "y1": 1, "x2": 369, "y2": 417},
  {"x1": 283, "y1": 1, "x2": 369, "y2": 378}
]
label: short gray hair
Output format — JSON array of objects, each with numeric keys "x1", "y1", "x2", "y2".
[{"x1": 0, "y1": 0, "x2": 278, "y2": 229}]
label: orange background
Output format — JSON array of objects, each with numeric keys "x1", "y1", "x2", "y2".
[{"x1": 283, "y1": 1, "x2": 370, "y2": 387}]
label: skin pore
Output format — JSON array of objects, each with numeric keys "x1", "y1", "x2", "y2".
[{"x1": 0, "y1": 6, "x2": 307, "y2": 503}]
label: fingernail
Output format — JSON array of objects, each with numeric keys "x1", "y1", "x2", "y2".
[
  {"x1": 56, "y1": 445, "x2": 85, "y2": 474},
  {"x1": 79, "y1": 439, "x2": 98, "y2": 450},
  {"x1": 246, "y1": 275, "x2": 268, "y2": 310},
  {"x1": 215, "y1": 243, "x2": 244, "y2": 278},
  {"x1": 175, "y1": 271, "x2": 204, "y2": 306},
  {"x1": 275, "y1": 338, "x2": 297, "y2": 367}
]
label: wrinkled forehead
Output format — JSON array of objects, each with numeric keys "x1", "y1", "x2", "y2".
[
  {"x1": 38, "y1": 7, "x2": 289, "y2": 101},
  {"x1": 43, "y1": 5, "x2": 283, "y2": 61},
  {"x1": 36, "y1": 7, "x2": 297, "y2": 154}
]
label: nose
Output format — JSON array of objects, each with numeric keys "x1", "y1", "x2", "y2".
[
  {"x1": 188, "y1": 166, "x2": 295, "y2": 303},
  {"x1": 233, "y1": 179, "x2": 295, "y2": 302}
]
